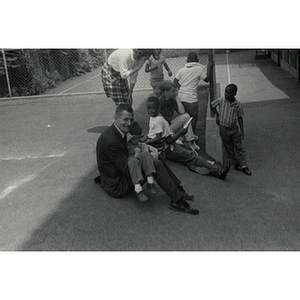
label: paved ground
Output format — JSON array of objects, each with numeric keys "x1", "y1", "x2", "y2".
[{"x1": 1, "y1": 50, "x2": 300, "y2": 251}]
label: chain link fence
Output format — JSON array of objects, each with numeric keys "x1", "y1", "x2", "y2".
[{"x1": 0, "y1": 49, "x2": 209, "y2": 99}]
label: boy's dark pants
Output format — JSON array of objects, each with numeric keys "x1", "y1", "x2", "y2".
[{"x1": 219, "y1": 124, "x2": 247, "y2": 167}]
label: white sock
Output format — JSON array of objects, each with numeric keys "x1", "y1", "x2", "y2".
[
  {"x1": 134, "y1": 184, "x2": 142, "y2": 193},
  {"x1": 147, "y1": 176, "x2": 154, "y2": 184}
]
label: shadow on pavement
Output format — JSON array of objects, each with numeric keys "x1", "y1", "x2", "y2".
[{"x1": 87, "y1": 126, "x2": 109, "y2": 134}]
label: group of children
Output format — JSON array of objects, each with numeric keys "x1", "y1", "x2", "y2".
[{"x1": 126, "y1": 50, "x2": 252, "y2": 201}]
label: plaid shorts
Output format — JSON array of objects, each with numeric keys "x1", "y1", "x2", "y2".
[{"x1": 101, "y1": 62, "x2": 129, "y2": 105}]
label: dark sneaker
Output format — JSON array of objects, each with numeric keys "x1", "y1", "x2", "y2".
[
  {"x1": 169, "y1": 199, "x2": 199, "y2": 215},
  {"x1": 136, "y1": 191, "x2": 148, "y2": 202},
  {"x1": 218, "y1": 164, "x2": 230, "y2": 180},
  {"x1": 234, "y1": 164, "x2": 243, "y2": 171},
  {"x1": 178, "y1": 185, "x2": 194, "y2": 201},
  {"x1": 147, "y1": 183, "x2": 157, "y2": 195},
  {"x1": 242, "y1": 167, "x2": 252, "y2": 176}
]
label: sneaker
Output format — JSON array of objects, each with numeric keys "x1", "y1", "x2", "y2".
[
  {"x1": 188, "y1": 164, "x2": 210, "y2": 175},
  {"x1": 234, "y1": 164, "x2": 243, "y2": 171},
  {"x1": 147, "y1": 183, "x2": 157, "y2": 194},
  {"x1": 169, "y1": 198, "x2": 199, "y2": 215},
  {"x1": 136, "y1": 191, "x2": 148, "y2": 202},
  {"x1": 178, "y1": 185, "x2": 194, "y2": 201},
  {"x1": 242, "y1": 167, "x2": 252, "y2": 176},
  {"x1": 218, "y1": 164, "x2": 230, "y2": 180}
]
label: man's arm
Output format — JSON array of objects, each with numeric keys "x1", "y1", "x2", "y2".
[
  {"x1": 165, "y1": 127, "x2": 188, "y2": 145},
  {"x1": 106, "y1": 141, "x2": 130, "y2": 176},
  {"x1": 174, "y1": 96, "x2": 186, "y2": 114}
]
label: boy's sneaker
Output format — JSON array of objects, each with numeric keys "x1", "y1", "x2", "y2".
[
  {"x1": 136, "y1": 191, "x2": 148, "y2": 202},
  {"x1": 234, "y1": 164, "x2": 243, "y2": 171},
  {"x1": 242, "y1": 167, "x2": 252, "y2": 176},
  {"x1": 218, "y1": 164, "x2": 230, "y2": 180},
  {"x1": 147, "y1": 183, "x2": 157, "y2": 195}
]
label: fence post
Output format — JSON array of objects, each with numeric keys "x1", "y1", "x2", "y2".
[
  {"x1": 1, "y1": 49, "x2": 12, "y2": 98},
  {"x1": 208, "y1": 49, "x2": 216, "y2": 116},
  {"x1": 298, "y1": 50, "x2": 300, "y2": 83},
  {"x1": 205, "y1": 49, "x2": 224, "y2": 164}
]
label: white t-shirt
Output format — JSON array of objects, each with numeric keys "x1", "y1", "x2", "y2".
[
  {"x1": 148, "y1": 115, "x2": 172, "y2": 139},
  {"x1": 175, "y1": 62, "x2": 207, "y2": 103},
  {"x1": 148, "y1": 115, "x2": 172, "y2": 152},
  {"x1": 108, "y1": 49, "x2": 142, "y2": 84}
]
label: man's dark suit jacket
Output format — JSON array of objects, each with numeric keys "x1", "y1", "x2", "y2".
[
  {"x1": 96, "y1": 124, "x2": 183, "y2": 202},
  {"x1": 96, "y1": 124, "x2": 133, "y2": 198}
]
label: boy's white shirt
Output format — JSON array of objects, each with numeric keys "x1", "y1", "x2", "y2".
[{"x1": 175, "y1": 62, "x2": 207, "y2": 103}]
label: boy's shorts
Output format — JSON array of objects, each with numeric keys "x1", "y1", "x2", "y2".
[{"x1": 181, "y1": 102, "x2": 198, "y2": 117}]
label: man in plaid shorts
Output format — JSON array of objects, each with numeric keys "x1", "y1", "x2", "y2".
[{"x1": 101, "y1": 49, "x2": 154, "y2": 106}]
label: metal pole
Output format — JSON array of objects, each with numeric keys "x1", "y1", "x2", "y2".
[
  {"x1": 298, "y1": 50, "x2": 300, "y2": 83},
  {"x1": 1, "y1": 49, "x2": 12, "y2": 98},
  {"x1": 209, "y1": 49, "x2": 216, "y2": 117},
  {"x1": 277, "y1": 49, "x2": 281, "y2": 67}
]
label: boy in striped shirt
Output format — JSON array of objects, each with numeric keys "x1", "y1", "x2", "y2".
[{"x1": 211, "y1": 84, "x2": 252, "y2": 176}]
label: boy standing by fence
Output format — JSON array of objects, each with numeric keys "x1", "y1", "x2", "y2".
[
  {"x1": 211, "y1": 84, "x2": 252, "y2": 176},
  {"x1": 173, "y1": 51, "x2": 213, "y2": 133}
]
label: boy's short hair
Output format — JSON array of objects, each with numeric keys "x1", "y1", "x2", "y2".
[
  {"x1": 147, "y1": 96, "x2": 160, "y2": 108},
  {"x1": 226, "y1": 83, "x2": 238, "y2": 93},
  {"x1": 129, "y1": 121, "x2": 142, "y2": 136},
  {"x1": 187, "y1": 51, "x2": 199, "y2": 63},
  {"x1": 159, "y1": 80, "x2": 173, "y2": 93}
]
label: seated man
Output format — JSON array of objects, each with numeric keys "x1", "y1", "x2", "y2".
[
  {"x1": 96, "y1": 104, "x2": 199, "y2": 215},
  {"x1": 159, "y1": 80, "x2": 199, "y2": 151}
]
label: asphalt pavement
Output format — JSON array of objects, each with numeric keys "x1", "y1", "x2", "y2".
[{"x1": 1, "y1": 50, "x2": 300, "y2": 251}]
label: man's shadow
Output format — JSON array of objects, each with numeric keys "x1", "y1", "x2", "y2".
[{"x1": 87, "y1": 126, "x2": 109, "y2": 134}]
